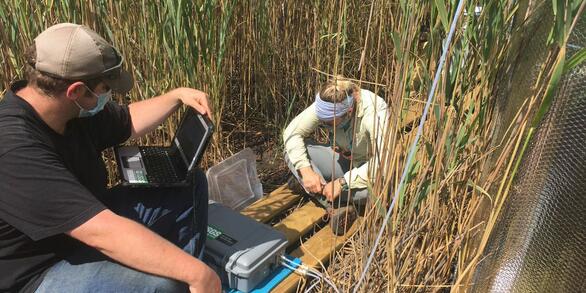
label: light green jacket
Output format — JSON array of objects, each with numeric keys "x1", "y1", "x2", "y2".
[{"x1": 283, "y1": 89, "x2": 389, "y2": 189}]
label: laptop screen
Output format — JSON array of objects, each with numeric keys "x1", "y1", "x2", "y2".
[{"x1": 173, "y1": 109, "x2": 213, "y2": 170}]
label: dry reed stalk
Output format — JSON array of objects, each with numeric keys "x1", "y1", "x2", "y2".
[{"x1": 0, "y1": 1, "x2": 579, "y2": 292}]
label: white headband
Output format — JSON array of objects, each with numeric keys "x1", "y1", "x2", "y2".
[{"x1": 314, "y1": 94, "x2": 354, "y2": 121}]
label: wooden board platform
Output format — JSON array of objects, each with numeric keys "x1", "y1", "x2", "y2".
[
  {"x1": 241, "y1": 184, "x2": 360, "y2": 293},
  {"x1": 240, "y1": 184, "x2": 300, "y2": 223},
  {"x1": 237, "y1": 103, "x2": 422, "y2": 292}
]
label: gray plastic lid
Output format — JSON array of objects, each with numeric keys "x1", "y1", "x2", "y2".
[{"x1": 206, "y1": 148, "x2": 263, "y2": 211}]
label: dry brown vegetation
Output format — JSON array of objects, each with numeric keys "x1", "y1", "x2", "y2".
[{"x1": 1, "y1": 1, "x2": 582, "y2": 291}]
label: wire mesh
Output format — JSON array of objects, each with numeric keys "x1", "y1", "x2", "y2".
[{"x1": 471, "y1": 4, "x2": 586, "y2": 292}]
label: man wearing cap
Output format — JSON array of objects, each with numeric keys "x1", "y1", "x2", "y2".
[{"x1": 0, "y1": 23, "x2": 220, "y2": 292}]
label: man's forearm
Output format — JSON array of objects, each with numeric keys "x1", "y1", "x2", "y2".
[
  {"x1": 128, "y1": 91, "x2": 181, "y2": 139},
  {"x1": 68, "y1": 210, "x2": 211, "y2": 287}
]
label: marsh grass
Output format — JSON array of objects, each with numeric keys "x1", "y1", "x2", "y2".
[{"x1": 0, "y1": 0, "x2": 582, "y2": 291}]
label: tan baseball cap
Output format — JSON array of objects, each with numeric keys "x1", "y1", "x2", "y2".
[{"x1": 32, "y1": 23, "x2": 133, "y2": 94}]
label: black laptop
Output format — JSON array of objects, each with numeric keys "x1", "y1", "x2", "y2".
[{"x1": 114, "y1": 108, "x2": 214, "y2": 187}]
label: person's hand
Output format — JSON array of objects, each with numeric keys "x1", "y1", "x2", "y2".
[
  {"x1": 189, "y1": 266, "x2": 221, "y2": 293},
  {"x1": 171, "y1": 87, "x2": 212, "y2": 120},
  {"x1": 299, "y1": 167, "x2": 325, "y2": 194},
  {"x1": 322, "y1": 179, "x2": 342, "y2": 202}
]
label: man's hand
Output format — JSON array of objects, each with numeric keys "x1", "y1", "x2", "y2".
[
  {"x1": 323, "y1": 179, "x2": 342, "y2": 202},
  {"x1": 299, "y1": 167, "x2": 324, "y2": 194},
  {"x1": 172, "y1": 87, "x2": 213, "y2": 120},
  {"x1": 128, "y1": 87, "x2": 213, "y2": 139},
  {"x1": 68, "y1": 210, "x2": 221, "y2": 293},
  {"x1": 189, "y1": 266, "x2": 221, "y2": 293}
]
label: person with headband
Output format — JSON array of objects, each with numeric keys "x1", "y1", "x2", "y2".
[{"x1": 283, "y1": 76, "x2": 389, "y2": 235}]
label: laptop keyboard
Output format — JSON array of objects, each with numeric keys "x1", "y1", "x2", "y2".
[{"x1": 140, "y1": 147, "x2": 180, "y2": 184}]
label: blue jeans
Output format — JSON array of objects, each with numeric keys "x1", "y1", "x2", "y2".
[{"x1": 35, "y1": 169, "x2": 209, "y2": 293}]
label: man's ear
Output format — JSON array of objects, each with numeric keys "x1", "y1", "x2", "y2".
[{"x1": 65, "y1": 82, "x2": 87, "y2": 101}]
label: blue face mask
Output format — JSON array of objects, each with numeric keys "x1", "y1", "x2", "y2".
[
  {"x1": 75, "y1": 86, "x2": 112, "y2": 117},
  {"x1": 338, "y1": 117, "x2": 352, "y2": 131}
]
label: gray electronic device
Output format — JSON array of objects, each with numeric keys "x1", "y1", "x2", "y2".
[
  {"x1": 114, "y1": 108, "x2": 213, "y2": 187},
  {"x1": 204, "y1": 202, "x2": 288, "y2": 292}
]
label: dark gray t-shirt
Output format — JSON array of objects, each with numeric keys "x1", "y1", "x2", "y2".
[{"x1": 0, "y1": 81, "x2": 132, "y2": 292}]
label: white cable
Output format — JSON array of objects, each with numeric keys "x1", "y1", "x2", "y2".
[
  {"x1": 281, "y1": 257, "x2": 324, "y2": 280},
  {"x1": 280, "y1": 256, "x2": 340, "y2": 293},
  {"x1": 281, "y1": 263, "x2": 322, "y2": 279},
  {"x1": 280, "y1": 261, "x2": 321, "y2": 279},
  {"x1": 304, "y1": 279, "x2": 320, "y2": 292},
  {"x1": 281, "y1": 256, "x2": 324, "y2": 278},
  {"x1": 352, "y1": 0, "x2": 467, "y2": 292},
  {"x1": 322, "y1": 277, "x2": 340, "y2": 293},
  {"x1": 280, "y1": 256, "x2": 317, "y2": 276},
  {"x1": 280, "y1": 255, "x2": 299, "y2": 266}
]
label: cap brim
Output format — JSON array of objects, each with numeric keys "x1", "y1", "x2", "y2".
[{"x1": 104, "y1": 69, "x2": 133, "y2": 95}]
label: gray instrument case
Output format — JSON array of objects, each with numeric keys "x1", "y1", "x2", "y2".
[{"x1": 204, "y1": 202, "x2": 288, "y2": 292}]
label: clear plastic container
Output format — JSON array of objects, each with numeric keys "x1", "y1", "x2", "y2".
[{"x1": 206, "y1": 148, "x2": 263, "y2": 211}]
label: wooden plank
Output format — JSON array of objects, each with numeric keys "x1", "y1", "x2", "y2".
[
  {"x1": 241, "y1": 184, "x2": 300, "y2": 223},
  {"x1": 272, "y1": 218, "x2": 362, "y2": 293},
  {"x1": 272, "y1": 202, "x2": 327, "y2": 246}
]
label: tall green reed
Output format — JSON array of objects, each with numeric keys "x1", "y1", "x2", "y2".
[{"x1": 1, "y1": 0, "x2": 578, "y2": 291}]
